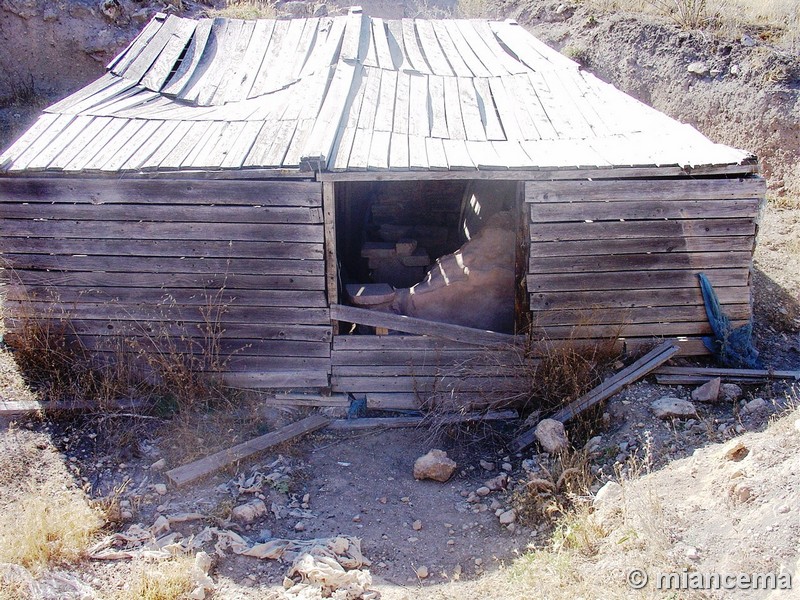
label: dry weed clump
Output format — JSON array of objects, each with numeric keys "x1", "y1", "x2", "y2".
[
  {"x1": 205, "y1": 0, "x2": 278, "y2": 18},
  {"x1": 0, "y1": 485, "x2": 105, "y2": 572},
  {"x1": 117, "y1": 555, "x2": 197, "y2": 600},
  {"x1": 511, "y1": 448, "x2": 594, "y2": 525}
]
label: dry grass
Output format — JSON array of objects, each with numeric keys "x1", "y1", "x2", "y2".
[
  {"x1": 116, "y1": 555, "x2": 197, "y2": 600},
  {"x1": 0, "y1": 485, "x2": 105, "y2": 573},
  {"x1": 582, "y1": 0, "x2": 800, "y2": 49},
  {"x1": 205, "y1": 0, "x2": 278, "y2": 19}
]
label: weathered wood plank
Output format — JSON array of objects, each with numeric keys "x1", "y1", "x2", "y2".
[
  {"x1": 166, "y1": 415, "x2": 330, "y2": 487},
  {"x1": 5, "y1": 299, "x2": 330, "y2": 326},
  {"x1": 1, "y1": 220, "x2": 324, "y2": 242},
  {"x1": 534, "y1": 321, "x2": 747, "y2": 339},
  {"x1": 529, "y1": 218, "x2": 757, "y2": 242},
  {"x1": 8, "y1": 114, "x2": 77, "y2": 171},
  {"x1": 330, "y1": 304, "x2": 515, "y2": 345},
  {"x1": 530, "y1": 199, "x2": 760, "y2": 222},
  {"x1": 374, "y1": 69, "x2": 398, "y2": 132},
  {"x1": 529, "y1": 236, "x2": 755, "y2": 257},
  {"x1": 2, "y1": 254, "x2": 325, "y2": 276},
  {"x1": 6, "y1": 270, "x2": 325, "y2": 291},
  {"x1": 415, "y1": 19, "x2": 453, "y2": 76},
  {"x1": 331, "y1": 375, "x2": 525, "y2": 393},
  {"x1": 532, "y1": 303, "x2": 751, "y2": 327},
  {"x1": 530, "y1": 286, "x2": 750, "y2": 311},
  {"x1": 408, "y1": 73, "x2": 430, "y2": 137},
  {"x1": 0, "y1": 178, "x2": 322, "y2": 206},
  {"x1": 442, "y1": 20, "x2": 491, "y2": 77},
  {"x1": 0, "y1": 114, "x2": 61, "y2": 168},
  {"x1": 529, "y1": 251, "x2": 753, "y2": 274},
  {"x1": 527, "y1": 268, "x2": 750, "y2": 292},
  {"x1": 332, "y1": 334, "x2": 495, "y2": 350},
  {"x1": 442, "y1": 139, "x2": 475, "y2": 170},
  {"x1": 223, "y1": 371, "x2": 329, "y2": 389},
  {"x1": 332, "y1": 364, "x2": 521, "y2": 377},
  {"x1": 401, "y1": 19, "x2": 431, "y2": 74},
  {"x1": 111, "y1": 14, "x2": 167, "y2": 75},
  {"x1": 141, "y1": 18, "x2": 198, "y2": 91},
  {"x1": 442, "y1": 76, "x2": 466, "y2": 140},
  {"x1": 458, "y1": 78, "x2": 487, "y2": 141},
  {"x1": 388, "y1": 132, "x2": 409, "y2": 170},
  {"x1": 371, "y1": 17, "x2": 394, "y2": 69},
  {"x1": 654, "y1": 366, "x2": 800, "y2": 380},
  {"x1": 25, "y1": 115, "x2": 95, "y2": 170},
  {"x1": 124, "y1": 14, "x2": 184, "y2": 84},
  {"x1": 525, "y1": 177, "x2": 766, "y2": 202},
  {"x1": 7, "y1": 285, "x2": 327, "y2": 308},
  {"x1": 392, "y1": 71, "x2": 411, "y2": 135}
]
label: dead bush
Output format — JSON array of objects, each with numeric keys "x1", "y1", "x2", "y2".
[{"x1": 511, "y1": 448, "x2": 593, "y2": 526}]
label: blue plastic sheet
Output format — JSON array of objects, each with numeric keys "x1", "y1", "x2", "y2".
[{"x1": 698, "y1": 273, "x2": 760, "y2": 368}]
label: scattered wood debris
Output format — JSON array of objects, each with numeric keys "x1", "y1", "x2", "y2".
[{"x1": 511, "y1": 341, "x2": 679, "y2": 452}]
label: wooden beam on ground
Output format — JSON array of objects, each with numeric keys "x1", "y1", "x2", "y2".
[
  {"x1": 330, "y1": 304, "x2": 517, "y2": 347},
  {"x1": 165, "y1": 414, "x2": 331, "y2": 487},
  {"x1": 511, "y1": 341, "x2": 679, "y2": 452},
  {"x1": 654, "y1": 366, "x2": 799, "y2": 382},
  {"x1": 0, "y1": 398, "x2": 143, "y2": 416},
  {"x1": 327, "y1": 409, "x2": 518, "y2": 431}
]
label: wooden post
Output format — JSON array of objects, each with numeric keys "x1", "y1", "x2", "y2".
[{"x1": 322, "y1": 181, "x2": 339, "y2": 335}]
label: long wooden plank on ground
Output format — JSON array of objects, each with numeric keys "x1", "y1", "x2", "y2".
[
  {"x1": 327, "y1": 410, "x2": 518, "y2": 431},
  {"x1": 330, "y1": 304, "x2": 515, "y2": 346},
  {"x1": 654, "y1": 366, "x2": 800, "y2": 380},
  {"x1": 166, "y1": 414, "x2": 330, "y2": 487},
  {"x1": 511, "y1": 342, "x2": 679, "y2": 451}
]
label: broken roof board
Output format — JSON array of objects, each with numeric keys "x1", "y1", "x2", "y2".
[{"x1": 0, "y1": 11, "x2": 755, "y2": 175}]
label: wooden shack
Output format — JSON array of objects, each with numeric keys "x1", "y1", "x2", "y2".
[{"x1": 0, "y1": 9, "x2": 765, "y2": 405}]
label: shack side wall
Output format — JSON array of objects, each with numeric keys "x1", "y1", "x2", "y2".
[
  {"x1": 0, "y1": 177, "x2": 330, "y2": 388},
  {"x1": 525, "y1": 176, "x2": 766, "y2": 355}
]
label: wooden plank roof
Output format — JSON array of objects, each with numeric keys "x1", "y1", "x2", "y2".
[{"x1": 0, "y1": 9, "x2": 755, "y2": 175}]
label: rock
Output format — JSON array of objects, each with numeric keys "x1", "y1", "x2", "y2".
[
  {"x1": 593, "y1": 481, "x2": 623, "y2": 509},
  {"x1": 231, "y1": 499, "x2": 267, "y2": 524},
  {"x1": 479, "y1": 460, "x2": 495, "y2": 471},
  {"x1": 742, "y1": 397, "x2": 768, "y2": 415},
  {"x1": 722, "y1": 439, "x2": 749, "y2": 461},
  {"x1": 416, "y1": 565, "x2": 429, "y2": 579},
  {"x1": 476, "y1": 486, "x2": 491, "y2": 497},
  {"x1": 794, "y1": 418, "x2": 800, "y2": 433},
  {"x1": 413, "y1": 449, "x2": 457, "y2": 482},
  {"x1": 741, "y1": 34, "x2": 756, "y2": 47},
  {"x1": 534, "y1": 419, "x2": 569, "y2": 454},
  {"x1": 498, "y1": 509, "x2": 516, "y2": 524},
  {"x1": 150, "y1": 458, "x2": 167, "y2": 471},
  {"x1": 396, "y1": 238, "x2": 417, "y2": 256},
  {"x1": 584, "y1": 436, "x2": 603, "y2": 454},
  {"x1": 651, "y1": 397, "x2": 697, "y2": 419},
  {"x1": 151, "y1": 515, "x2": 170, "y2": 536},
  {"x1": 484, "y1": 473, "x2": 509, "y2": 491},
  {"x1": 153, "y1": 483, "x2": 167, "y2": 495},
  {"x1": 720, "y1": 383, "x2": 743, "y2": 402},
  {"x1": 412, "y1": 519, "x2": 422, "y2": 531},
  {"x1": 294, "y1": 522, "x2": 305, "y2": 532},
  {"x1": 555, "y1": 3, "x2": 567, "y2": 13},
  {"x1": 686, "y1": 546, "x2": 700, "y2": 560},
  {"x1": 687, "y1": 61, "x2": 709, "y2": 75},
  {"x1": 501, "y1": 462, "x2": 512, "y2": 472},
  {"x1": 313, "y1": 3, "x2": 328, "y2": 17},
  {"x1": 692, "y1": 377, "x2": 721, "y2": 402},
  {"x1": 730, "y1": 64, "x2": 741, "y2": 76}
]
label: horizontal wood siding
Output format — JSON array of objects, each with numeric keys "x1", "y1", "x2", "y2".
[
  {"x1": 525, "y1": 177, "x2": 763, "y2": 354},
  {"x1": 0, "y1": 177, "x2": 330, "y2": 388},
  {"x1": 330, "y1": 334, "x2": 529, "y2": 407}
]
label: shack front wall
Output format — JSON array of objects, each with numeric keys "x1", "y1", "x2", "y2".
[
  {"x1": 526, "y1": 176, "x2": 765, "y2": 354},
  {"x1": 0, "y1": 177, "x2": 331, "y2": 388}
]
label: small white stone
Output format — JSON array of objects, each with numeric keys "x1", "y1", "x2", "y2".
[
  {"x1": 150, "y1": 458, "x2": 167, "y2": 471},
  {"x1": 416, "y1": 566, "x2": 429, "y2": 579},
  {"x1": 476, "y1": 486, "x2": 491, "y2": 497},
  {"x1": 153, "y1": 483, "x2": 167, "y2": 495},
  {"x1": 412, "y1": 519, "x2": 422, "y2": 531}
]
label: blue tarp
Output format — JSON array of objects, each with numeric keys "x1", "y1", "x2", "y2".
[{"x1": 698, "y1": 273, "x2": 760, "y2": 368}]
